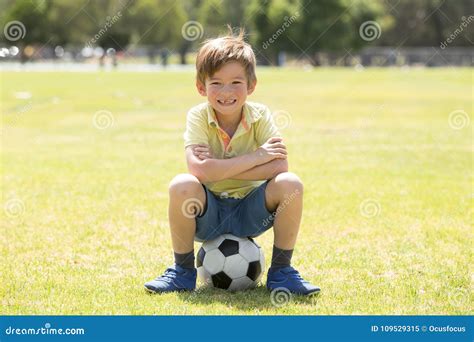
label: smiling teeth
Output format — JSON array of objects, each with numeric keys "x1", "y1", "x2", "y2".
[{"x1": 218, "y1": 99, "x2": 236, "y2": 104}]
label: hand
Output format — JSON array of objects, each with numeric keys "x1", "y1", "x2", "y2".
[
  {"x1": 254, "y1": 137, "x2": 287, "y2": 165},
  {"x1": 192, "y1": 144, "x2": 214, "y2": 160}
]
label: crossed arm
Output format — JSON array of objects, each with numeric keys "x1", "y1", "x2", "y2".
[
  {"x1": 186, "y1": 137, "x2": 288, "y2": 183},
  {"x1": 230, "y1": 158, "x2": 288, "y2": 180}
]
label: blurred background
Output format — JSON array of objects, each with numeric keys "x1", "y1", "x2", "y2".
[{"x1": 0, "y1": 0, "x2": 472, "y2": 70}]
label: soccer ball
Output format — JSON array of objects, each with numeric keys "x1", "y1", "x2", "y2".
[{"x1": 196, "y1": 234, "x2": 265, "y2": 291}]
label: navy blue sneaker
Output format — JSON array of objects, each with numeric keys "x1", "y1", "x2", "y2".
[
  {"x1": 144, "y1": 265, "x2": 196, "y2": 293},
  {"x1": 266, "y1": 266, "x2": 320, "y2": 296}
]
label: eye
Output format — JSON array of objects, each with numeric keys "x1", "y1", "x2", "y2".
[
  {"x1": 210, "y1": 82, "x2": 221, "y2": 85},
  {"x1": 232, "y1": 81, "x2": 242, "y2": 84}
]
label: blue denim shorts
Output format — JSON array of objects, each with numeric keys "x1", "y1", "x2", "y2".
[{"x1": 195, "y1": 181, "x2": 274, "y2": 242}]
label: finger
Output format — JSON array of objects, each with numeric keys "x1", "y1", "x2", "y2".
[
  {"x1": 197, "y1": 153, "x2": 211, "y2": 160},
  {"x1": 194, "y1": 147, "x2": 210, "y2": 152},
  {"x1": 196, "y1": 151, "x2": 211, "y2": 157},
  {"x1": 270, "y1": 153, "x2": 287, "y2": 159},
  {"x1": 194, "y1": 152, "x2": 210, "y2": 159},
  {"x1": 269, "y1": 148, "x2": 287, "y2": 155},
  {"x1": 267, "y1": 136, "x2": 282, "y2": 143},
  {"x1": 194, "y1": 149, "x2": 210, "y2": 154},
  {"x1": 269, "y1": 143, "x2": 286, "y2": 150},
  {"x1": 194, "y1": 144, "x2": 210, "y2": 151}
]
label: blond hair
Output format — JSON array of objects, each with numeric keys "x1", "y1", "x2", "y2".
[{"x1": 196, "y1": 27, "x2": 257, "y2": 86}]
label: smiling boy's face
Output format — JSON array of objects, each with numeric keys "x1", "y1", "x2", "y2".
[{"x1": 196, "y1": 61, "x2": 256, "y2": 119}]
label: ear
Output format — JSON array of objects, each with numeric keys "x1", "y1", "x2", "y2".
[
  {"x1": 196, "y1": 80, "x2": 207, "y2": 96},
  {"x1": 247, "y1": 79, "x2": 257, "y2": 95}
]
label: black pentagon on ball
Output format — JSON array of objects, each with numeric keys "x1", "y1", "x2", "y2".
[
  {"x1": 196, "y1": 247, "x2": 206, "y2": 267},
  {"x1": 218, "y1": 239, "x2": 239, "y2": 257},
  {"x1": 211, "y1": 271, "x2": 232, "y2": 289},
  {"x1": 246, "y1": 260, "x2": 261, "y2": 281}
]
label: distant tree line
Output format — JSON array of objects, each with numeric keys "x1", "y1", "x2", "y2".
[{"x1": 0, "y1": 0, "x2": 471, "y2": 64}]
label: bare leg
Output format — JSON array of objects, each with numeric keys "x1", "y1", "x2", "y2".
[
  {"x1": 265, "y1": 172, "x2": 304, "y2": 250},
  {"x1": 168, "y1": 173, "x2": 206, "y2": 253}
]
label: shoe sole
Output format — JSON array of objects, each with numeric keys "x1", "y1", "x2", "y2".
[
  {"x1": 306, "y1": 289, "x2": 321, "y2": 297},
  {"x1": 267, "y1": 286, "x2": 321, "y2": 297},
  {"x1": 144, "y1": 286, "x2": 194, "y2": 294}
]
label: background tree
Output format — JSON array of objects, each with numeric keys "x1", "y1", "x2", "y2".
[
  {"x1": 129, "y1": 0, "x2": 186, "y2": 65},
  {"x1": 378, "y1": 0, "x2": 473, "y2": 47}
]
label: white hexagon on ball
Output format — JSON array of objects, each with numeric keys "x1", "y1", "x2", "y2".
[
  {"x1": 197, "y1": 266, "x2": 212, "y2": 285},
  {"x1": 239, "y1": 239, "x2": 260, "y2": 262},
  {"x1": 202, "y1": 235, "x2": 225, "y2": 252},
  {"x1": 228, "y1": 276, "x2": 254, "y2": 291},
  {"x1": 223, "y1": 254, "x2": 248, "y2": 279},
  {"x1": 202, "y1": 249, "x2": 225, "y2": 274}
]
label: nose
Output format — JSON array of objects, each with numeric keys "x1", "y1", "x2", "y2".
[{"x1": 219, "y1": 84, "x2": 233, "y2": 94}]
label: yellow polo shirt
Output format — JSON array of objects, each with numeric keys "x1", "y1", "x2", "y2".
[{"x1": 184, "y1": 101, "x2": 281, "y2": 199}]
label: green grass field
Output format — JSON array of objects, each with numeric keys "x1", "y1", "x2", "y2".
[{"x1": 1, "y1": 67, "x2": 472, "y2": 315}]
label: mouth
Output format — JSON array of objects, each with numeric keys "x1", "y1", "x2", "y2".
[{"x1": 217, "y1": 99, "x2": 237, "y2": 106}]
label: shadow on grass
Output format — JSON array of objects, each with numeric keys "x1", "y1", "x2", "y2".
[{"x1": 176, "y1": 284, "x2": 321, "y2": 311}]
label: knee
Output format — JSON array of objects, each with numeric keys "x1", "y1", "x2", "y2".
[
  {"x1": 273, "y1": 172, "x2": 304, "y2": 195},
  {"x1": 169, "y1": 173, "x2": 202, "y2": 198}
]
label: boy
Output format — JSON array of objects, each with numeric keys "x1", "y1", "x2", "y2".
[{"x1": 145, "y1": 29, "x2": 320, "y2": 296}]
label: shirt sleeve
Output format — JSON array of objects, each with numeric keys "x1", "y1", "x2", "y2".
[
  {"x1": 254, "y1": 105, "x2": 282, "y2": 146},
  {"x1": 183, "y1": 107, "x2": 209, "y2": 148}
]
